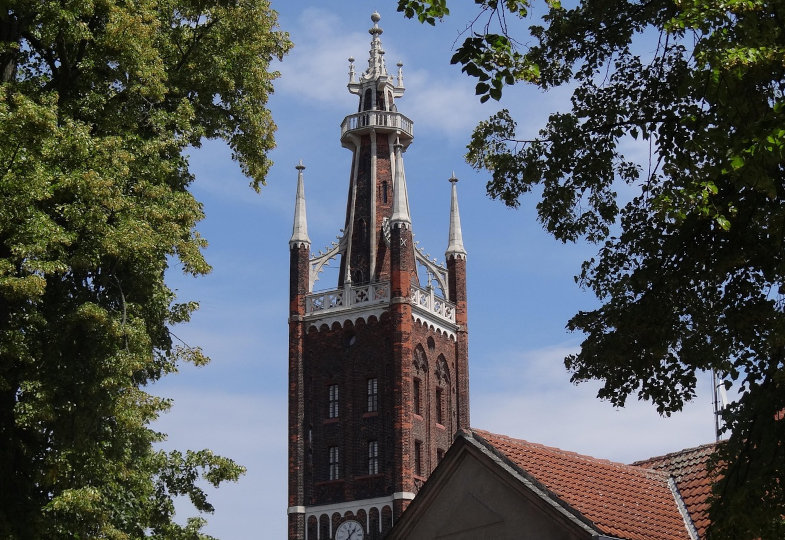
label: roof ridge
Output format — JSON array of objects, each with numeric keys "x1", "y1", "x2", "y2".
[
  {"x1": 631, "y1": 441, "x2": 717, "y2": 467},
  {"x1": 464, "y1": 430, "x2": 602, "y2": 535},
  {"x1": 471, "y1": 428, "x2": 668, "y2": 476}
]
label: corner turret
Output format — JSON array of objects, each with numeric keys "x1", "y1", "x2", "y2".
[
  {"x1": 445, "y1": 172, "x2": 466, "y2": 260},
  {"x1": 390, "y1": 139, "x2": 411, "y2": 229},
  {"x1": 290, "y1": 161, "x2": 310, "y2": 249}
]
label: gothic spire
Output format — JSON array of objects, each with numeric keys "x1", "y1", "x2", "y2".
[
  {"x1": 290, "y1": 161, "x2": 310, "y2": 248},
  {"x1": 446, "y1": 173, "x2": 466, "y2": 259},
  {"x1": 366, "y1": 11, "x2": 386, "y2": 79},
  {"x1": 390, "y1": 139, "x2": 411, "y2": 228},
  {"x1": 347, "y1": 13, "x2": 405, "y2": 101}
]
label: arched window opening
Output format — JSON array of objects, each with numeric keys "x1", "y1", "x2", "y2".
[
  {"x1": 369, "y1": 508, "x2": 380, "y2": 540},
  {"x1": 381, "y1": 506, "x2": 393, "y2": 535},
  {"x1": 356, "y1": 510, "x2": 367, "y2": 534},
  {"x1": 319, "y1": 514, "x2": 330, "y2": 540},
  {"x1": 357, "y1": 218, "x2": 368, "y2": 245},
  {"x1": 307, "y1": 516, "x2": 318, "y2": 540},
  {"x1": 363, "y1": 88, "x2": 373, "y2": 111}
]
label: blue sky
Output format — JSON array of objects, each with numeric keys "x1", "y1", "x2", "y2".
[{"x1": 153, "y1": 2, "x2": 718, "y2": 537}]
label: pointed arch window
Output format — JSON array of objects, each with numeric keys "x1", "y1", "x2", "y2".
[{"x1": 358, "y1": 218, "x2": 368, "y2": 244}]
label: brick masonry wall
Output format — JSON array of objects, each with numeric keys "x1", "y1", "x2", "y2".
[
  {"x1": 303, "y1": 314, "x2": 395, "y2": 506},
  {"x1": 409, "y1": 321, "x2": 461, "y2": 481},
  {"x1": 288, "y1": 244, "x2": 310, "y2": 540},
  {"x1": 373, "y1": 135, "x2": 392, "y2": 283}
]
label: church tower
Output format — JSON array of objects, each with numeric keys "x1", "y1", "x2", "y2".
[{"x1": 287, "y1": 13, "x2": 469, "y2": 540}]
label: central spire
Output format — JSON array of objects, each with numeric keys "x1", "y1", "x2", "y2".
[
  {"x1": 346, "y1": 13, "x2": 407, "y2": 120},
  {"x1": 338, "y1": 13, "x2": 416, "y2": 286},
  {"x1": 366, "y1": 11, "x2": 386, "y2": 80}
]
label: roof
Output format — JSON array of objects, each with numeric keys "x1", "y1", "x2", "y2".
[
  {"x1": 633, "y1": 443, "x2": 717, "y2": 538},
  {"x1": 472, "y1": 429, "x2": 694, "y2": 540}
]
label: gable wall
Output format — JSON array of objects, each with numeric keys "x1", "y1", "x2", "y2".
[{"x1": 389, "y1": 447, "x2": 594, "y2": 540}]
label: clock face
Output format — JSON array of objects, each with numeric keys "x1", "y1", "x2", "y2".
[{"x1": 335, "y1": 519, "x2": 365, "y2": 540}]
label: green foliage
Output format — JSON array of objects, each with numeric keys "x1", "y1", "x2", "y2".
[
  {"x1": 402, "y1": 0, "x2": 785, "y2": 536},
  {"x1": 397, "y1": 0, "x2": 450, "y2": 25},
  {"x1": 0, "y1": 0, "x2": 290, "y2": 537}
]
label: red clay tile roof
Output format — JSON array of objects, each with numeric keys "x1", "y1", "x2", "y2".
[
  {"x1": 472, "y1": 429, "x2": 692, "y2": 540},
  {"x1": 633, "y1": 443, "x2": 717, "y2": 538}
]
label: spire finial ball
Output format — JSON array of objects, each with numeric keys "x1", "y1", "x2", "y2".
[
  {"x1": 371, "y1": 11, "x2": 381, "y2": 23},
  {"x1": 449, "y1": 171, "x2": 459, "y2": 183},
  {"x1": 296, "y1": 160, "x2": 305, "y2": 171}
]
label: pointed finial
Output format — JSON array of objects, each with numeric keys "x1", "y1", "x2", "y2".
[
  {"x1": 390, "y1": 137, "x2": 411, "y2": 229},
  {"x1": 397, "y1": 61, "x2": 404, "y2": 88},
  {"x1": 369, "y1": 11, "x2": 383, "y2": 37},
  {"x1": 366, "y1": 12, "x2": 386, "y2": 78},
  {"x1": 290, "y1": 161, "x2": 310, "y2": 248},
  {"x1": 446, "y1": 172, "x2": 466, "y2": 259}
]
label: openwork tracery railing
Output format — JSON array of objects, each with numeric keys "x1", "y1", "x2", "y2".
[
  {"x1": 306, "y1": 282, "x2": 391, "y2": 316},
  {"x1": 411, "y1": 285, "x2": 455, "y2": 324},
  {"x1": 305, "y1": 281, "x2": 456, "y2": 327}
]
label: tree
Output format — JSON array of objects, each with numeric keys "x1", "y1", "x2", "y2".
[
  {"x1": 0, "y1": 1, "x2": 290, "y2": 538},
  {"x1": 398, "y1": 0, "x2": 785, "y2": 537}
]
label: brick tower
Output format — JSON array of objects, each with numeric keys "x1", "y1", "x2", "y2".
[{"x1": 287, "y1": 13, "x2": 469, "y2": 540}]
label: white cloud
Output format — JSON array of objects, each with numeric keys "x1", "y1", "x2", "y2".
[
  {"x1": 277, "y1": 8, "x2": 495, "y2": 139},
  {"x1": 472, "y1": 345, "x2": 717, "y2": 464},
  {"x1": 403, "y1": 68, "x2": 488, "y2": 137},
  {"x1": 276, "y1": 8, "x2": 365, "y2": 109}
]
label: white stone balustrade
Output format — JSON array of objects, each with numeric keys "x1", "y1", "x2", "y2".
[
  {"x1": 305, "y1": 282, "x2": 456, "y2": 328},
  {"x1": 411, "y1": 285, "x2": 456, "y2": 324},
  {"x1": 306, "y1": 282, "x2": 391, "y2": 316},
  {"x1": 341, "y1": 111, "x2": 413, "y2": 138}
]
